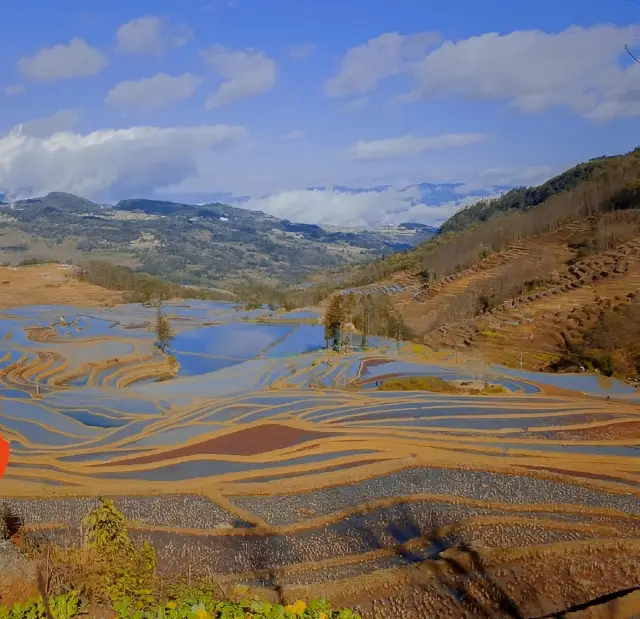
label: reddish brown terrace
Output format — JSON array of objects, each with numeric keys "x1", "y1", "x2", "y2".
[
  {"x1": 544, "y1": 420, "x2": 640, "y2": 441},
  {"x1": 518, "y1": 465, "x2": 638, "y2": 488},
  {"x1": 95, "y1": 424, "x2": 338, "y2": 466}
]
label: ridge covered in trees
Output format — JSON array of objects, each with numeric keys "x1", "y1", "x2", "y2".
[{"x1": 314, "y1": 147, "x2": 640, "y2": 295}]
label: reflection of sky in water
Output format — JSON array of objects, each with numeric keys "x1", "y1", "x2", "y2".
[
  {"x1": 263, "y1": 325, "x2": 326, "y2": 357},
  {"x1": 124, "y1": 423, "x2": 225, "y2": 447},
  {"x1": 493, "y1": 366, "x2": 637, "y2": 396},
  {"x1": 2, "y1": 418, "x2": 94, "y2": 446},
  {"x1": 0, "y1": 400, "x2": 103, "y2": 436},
  {"x1": 96, "y1": 450, "x2": 377, "y2": 481},
  {"x1": 172, "y1": 323, "x2": 292, "y2": 358},
  {"x1": 173, "y1": 353, "x2": 243, "y2": 376}
]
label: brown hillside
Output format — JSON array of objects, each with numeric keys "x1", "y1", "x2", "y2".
[
  {"x1": 0, "y1": 264, "x2": 122, "y2": 309},
  {"x1": 334, "y1": 149, "x2": 640, "y2": 374}
]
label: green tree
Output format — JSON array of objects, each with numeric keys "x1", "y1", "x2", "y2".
[
  {"x1": 323, "y1": 294, "x2": 345, "y2": 351},
  {"x1": 154, "y1": 303, "x2": 173, "y2": 353},
  {"x1": 83, "y1": 499, "x2": 156, "y2": 611}
]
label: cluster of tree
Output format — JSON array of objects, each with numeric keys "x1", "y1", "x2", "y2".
[
  {"x1": 568, "y1": 209, "x2": 640, "y2": 258},
  {"x1": 323, "y1": 292, "x2": 413, "y2": 350},
  {"x1": 77, "y1": 261, "x2": 234, "y2": 304},
  {"x1": 230, "y1": 279, "x2": 333, "y2": 312},
  {"x1": 439, "y1": 156, "x2": 609, "y2": 235},
  {"x1": 559, "y1": 300, "x2": 640, "y2": 378},
  {"x1": 428, "y1": 254, "x2": 559, "y2": 330},
  {"x1": 154, "y1": 302, "x2": 174, "y2": 353}
]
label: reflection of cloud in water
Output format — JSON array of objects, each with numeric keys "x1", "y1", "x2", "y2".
[{"x1": 172, "y1": 324, "x2": 292, "y2": 358}]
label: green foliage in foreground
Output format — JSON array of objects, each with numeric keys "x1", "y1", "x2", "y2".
[
  {"x1": 115, "y1": 589, "x2": 359, "y2": 619},
  {"x1": 0, "y1": 592, "x2": 358, "y2": 619},
  {"x1": 1, "y1": 500, "x2": 359, "y2": 619},
  {"x1": 0, "y1": 592, "x2": 79, "y2": 619}
]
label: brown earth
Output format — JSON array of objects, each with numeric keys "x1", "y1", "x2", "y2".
[
  {"x1": 0, "y1": 264, "x2": 122, "y2": 310},
  {"x1": 325, "y1": 540, "x2": 640, "y2": 619},
  {"x1": 96, "y1": 424, "x2": 338, "y2": 466},
  {"x1": 346, "y1": 214, "x2": 640, "y2": 374}
]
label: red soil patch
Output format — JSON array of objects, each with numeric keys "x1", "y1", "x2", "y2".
[
  {"x1": 518, "y1": 465, "x2": 636, "y2": 487},
  {"x1": 545, "y1": 420, "x2": 640, "y2": 441},
  {"x1": 97, "y1": 424, "x2": 337, "y2": 466},
  {"x1": 360, "y1": 358, "x2": 393, "y2": 373}
]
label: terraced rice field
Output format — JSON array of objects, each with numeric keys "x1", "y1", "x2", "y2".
[{"x1": 0, "y1": 300, "x2": 638, "y2": 600}]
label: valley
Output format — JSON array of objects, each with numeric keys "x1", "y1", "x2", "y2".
[
  {"x1": 0, "y1": 150, "x2": 639, "y2": 618},
  {"x1": 0, "y1": 263, "x2": 637, "y2": 618}
]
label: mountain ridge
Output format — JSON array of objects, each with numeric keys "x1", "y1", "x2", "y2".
[{"x1": 0, "y1": 191, "x2": 436, "y2": 287}]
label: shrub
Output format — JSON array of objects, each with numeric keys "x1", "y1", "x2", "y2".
[
  {"x1": 0, "y1": 503, "x2": 23, "y2": 540},
  {"x1": 83, "y1": 499, "x2": 156, "y2": 611}
]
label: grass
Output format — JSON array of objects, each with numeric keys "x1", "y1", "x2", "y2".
[
  {"x1": 377, "y1": 376, "x2": 461, "y2": 393},
  {"x1": 377, "y1": 375, "x2": 506, "y2": 394}
]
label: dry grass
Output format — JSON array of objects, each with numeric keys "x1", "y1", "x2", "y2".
[{"x1": 0, "y1": 264, "x2": 122, "y2": 310}]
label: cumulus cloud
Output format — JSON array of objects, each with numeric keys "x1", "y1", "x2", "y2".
[
  {"x1": 242, "y1": 185, "x2": 477, "y2": 227},
  {"x1": 286, "y1": 43, "x2": 316, "y2": 58},
  {"x1": 19, "y1": 109, "x2": 80, "y2": 138},
  {"x1": 325, "y1": 31, "x2": 440, "y2": 97},
  {"x1": 203, "y1": 45, "x2": 277, "y2": 107},
  {"x1": 349, "y1": 133, "x2": 487, "y2": 160},
  {"x1": 0, "y1": 124, "x2": 248, "y2": 201},
  {"x1": 106, "y1": 73, "x2": 201, "y2": 111},
  {"x1": 18, "y1": 38, "x2": 108, "y2": 82},
  {"x1": 401, "y1": 25, "x2": 640, "y2": 120},
  {"x1": 115, "y1": 16, "x2": 192, "y2": 54},
  {"x1": 4, "y1": 84, "x2": 26, "y2": 96},
  {"x1": 282, "y1": 130, "x2": 305, "y2": 140}
]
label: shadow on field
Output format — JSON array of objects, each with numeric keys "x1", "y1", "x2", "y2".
[{"x1": 346, "y1": 502, "x2": 637, "y2": 619}]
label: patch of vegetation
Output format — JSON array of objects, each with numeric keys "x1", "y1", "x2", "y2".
[
  {"x1": 378, "y1": 376, "x2": 461, "y2": 393},
  {"x1": 0, "y1": 503, "x2": 23, "y2": 540},
  {"x1": 323, "y1": 292, "x2": 412, "y2": 350},
  {"x1": 18, "y1": 258, "x2": 58, "y2": 266},
  {"x1": 12, "y1": 500, "x2": 360, "y2": 619},
  {"x1": 557, "y1": 300, "x2": 640, "y2": 379},
  {"x1": 0, "y1": 592, "x2": 79, "y2": 619},
  {"x1": 440, "y1": 156, "x2": 609, "y2": 235},
  {"x1": 77, "y1": 261, "x2": 234, "y2": 304}
]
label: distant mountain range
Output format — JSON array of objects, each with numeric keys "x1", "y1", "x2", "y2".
[{"x1": 0, "y1": 192, "x2": 437, "y2": 286}]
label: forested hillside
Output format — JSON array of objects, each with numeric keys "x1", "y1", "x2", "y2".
[
  {"x1": 319, "y1": 148, "x2": 640, "y2": 378},
  {"x1": 439, "y1": 154, "x2": 616, "y2": 235}
]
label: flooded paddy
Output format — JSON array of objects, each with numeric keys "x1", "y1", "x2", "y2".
[{"x1": 0, "y1": 299, "x2": 638, "y2": 583}]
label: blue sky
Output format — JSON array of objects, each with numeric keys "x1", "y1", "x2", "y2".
[{"x1": 0, "y1": 0, "x2": 638, "y2": 227}]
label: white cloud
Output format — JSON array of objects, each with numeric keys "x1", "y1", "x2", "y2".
[
  {"x1": 115, "y1": 16, "x2": 192, "y2": 55},
  {"x1": 286, "y1": 43, "x2": 316, "y2": 59},
  {"x1": 349, "y1": 133, "x2": 487, "y2": 160},
  {"x1": 4, "y1": 84, "x2": 26, "y2": 96},
  {"x1": 283, "y1": 130, "x2": 305, "y2": 140},
  {"x1": 346, "y1": 96, "x2": 369, "y2": 111},
  {"x1": 19, "y1": 109, "x2": 80, "y2": 138},
  {"x1": 203, "y1": 45, "x2": 277, "y2": 107},
  {"x1": 18, "y1": 39, "x2": 108, "y2": 82},
  {"x1": 0, "y1": 124, "x2": 248, "y2": 201},
  {"x1": 325, "y1": 31, "x2": 440, "y2": 97},
  {"x1": 106, "y1": 73, "x2": 201, "y2": 110},
  {"x1": 242, "y1": 185, "x2": 474, "y2": 227},
  {"x1": 402, "y1": 25, "x2": 640, "y2": 120}
]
